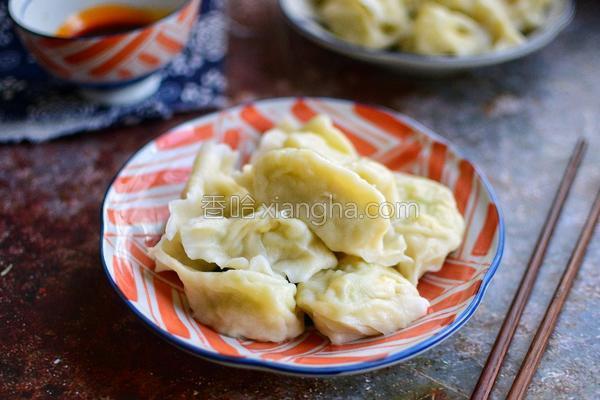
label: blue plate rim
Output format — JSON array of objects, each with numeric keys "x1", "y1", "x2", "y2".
[{"x1": 99, "y1": 96, "x2": 506, "y2": 376}]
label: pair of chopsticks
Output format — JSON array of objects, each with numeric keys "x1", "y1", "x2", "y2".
[{"x1": 471, "y1": 138, "x2": 600, "y2": 400}]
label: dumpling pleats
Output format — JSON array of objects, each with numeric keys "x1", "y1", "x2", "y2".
[
  {"x1": 178, "y1": 208, "x2": 337, "y2": 283},
  {"x1": 167, "y1": 263, "x2": 305, "y2": 342},
  {"x1": 297, "y1": 257, "x2": 430, "y2": 344},
  {"x1": 252, "y1": 148, "x2": 408, "y2": 266},
  {"x1": 392, "y1": 173, "x2": 465, "y2": 285}
]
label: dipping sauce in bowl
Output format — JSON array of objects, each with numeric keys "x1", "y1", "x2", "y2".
[{"x1": 56, "y1": 3, "x2": 171, "y2": 38}]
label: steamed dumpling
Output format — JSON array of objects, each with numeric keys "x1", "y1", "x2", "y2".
[
  {"x1": 318, "y1": 0, "x2": 411, "y2": 49},
  {"x1": 165, "y1": 142, "x2": 255, "y2": 240},
  {"x1": 472, "y1": 0, "x2": 525, "y2": 49},
  {"x1": 178, "y1": 207, "x2": 337, "y2": 283},
  {"x1": 412, "y1": 2, "x2": 492, "y2": 56},
  {"x1": 392, "y1": 173, "x2": 465, "y2": 285},
  {"x1": 252, "y1": 115, "x2": 398, "y2": 202},
  {"x1": 347, "y1": 157, "x2": 400, "y2": 204},
  {"x1": 252, "y1": 148, "x2": 408, "y2": 266},
  {"x1": 507, "y1": 0, "x2": 554, "y2": 31},
  {"x1": 251, "y1": 115, "x2": 358, "y2": 163},
  {"x1": 164, "y1": 261, "x2": 304, "y2": 342},
  {"x1": 424, "y1": 0, "x2": 524, "y2": 49},
  {"x1": 297, "y1": 257, "x2": 430, "y2": 344}
]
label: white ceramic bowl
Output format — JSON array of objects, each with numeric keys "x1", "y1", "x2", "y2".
[{"x1": 279, "y1": 0, "x2": 574, "y2": 75}]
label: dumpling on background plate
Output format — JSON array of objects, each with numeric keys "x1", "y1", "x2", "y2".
[
  {"x1": 412, "y1": 2, "x2": 492, "y2": 56},
  {"x1": 347, "y1": 157, "x2": 400, "y2": 204},
  {"x1": 297, "y1": 256, "x2": 430, "y2": 344},
  {"x1": 162, "y1": 261, "x2": 305, "y2": 342},
  {"x1": 311, "y1": 0, "x2": 554, "y2": 57},
  {"x1": 317, "y1": 0, "x2": 411, "y2": 49},
  {"x1": 178, "y1": 207, "x2": 337, "y2": 283},
  {"x1": 414, "y1": 0, "x2": 526, "y2": 50},
  {"x1": 392, "y1": 172, "x2": 465, "y2": 285},
  {"x1": 165, "y1": 142, "x2": 255, "y2": 240},
  {"x1": 471, "y1": 0, "x2": 525, "y2": 49},
  {"x1": 252, "y1": 148, "x2": 408, "y2": 266},
  {"x1": 508, "y1": 0, "x2": 555, "y2": 31}
]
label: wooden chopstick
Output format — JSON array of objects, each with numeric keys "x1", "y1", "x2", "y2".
[
  {"x1": 470, "y1": 138, "x2": 588, "y2": 400},
  {"x1": 507, "y1": 187, "x2": 600, "y2": 400}
]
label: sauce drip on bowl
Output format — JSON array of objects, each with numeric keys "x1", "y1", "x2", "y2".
[{"x1": 56, "y1": 3, "x2": 171, "y2": 38}]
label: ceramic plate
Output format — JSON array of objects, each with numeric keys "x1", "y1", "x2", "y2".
[
  {"x1": 100, "y1": 97, "x2": 505, "y2": 376},
  {"x1": 279, "y1": 0, "x2": 574, "y2": 75}
]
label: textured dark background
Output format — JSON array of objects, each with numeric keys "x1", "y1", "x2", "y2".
[{"x1": 1, "y1": 1, "x2": 599, "y2": 399}]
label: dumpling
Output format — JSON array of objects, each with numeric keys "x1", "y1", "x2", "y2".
[
  {"x1": 392, "y1": 173, "x2": 465, "y2": 285},
  {"x1": 317, "y1": 0, "x2": 411, "y2": 49},
  {"x1": 251, "y1": 114, "x2": 398, "y2": 201},
  {"x1": 164, "y1": 261, "x2": 304, "y2": 342},
  {"x1": 471, "y1": 0, "x2": 525, "y2": 49},
  {"x1": 421, "y1": 0, "x2": 526, "y2": 50},
  {"x1": 178, "y1": 207, "x2": 337, "y2": 283},
  {"x1": 150, "y1": 233, "x2": 217, "y2": 273},
  {"x1": 344, "y1": 158, "x2": 413, "y2": 266},
  {"x1": 252, "y1": 148, "x2": 408, "y2": 266},
  {"x1": 347, "y1": 157, "x2": 400, "y2": 204},
  {"x1": 251, "y1": 115, "x2": 358, "y2": 163},
  {"x1": 297, "y1": 257, "x2": 430, "y2": 344},
  {"x1": 253, "y1": 120, "x2": 403, "y2": 243},
  {"x1": 412, "y1": 2, "x2": 492, "y2": 56},
  {"x1": 315, "y1": 0, "x2": 541, "y2": 56},
  {"x1": 165, "y1": 142, "x2": 255, "y2": 240},
  {"x1": 507, "y1": 0, "x2": 554, "y2": 31}
]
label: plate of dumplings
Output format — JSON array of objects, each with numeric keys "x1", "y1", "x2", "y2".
[
  {"x1": 100, "y1": 97, "x2": 505, "y2": 375},
  {"x1": 279, "y1": 0, "x2": 574, "y2": 74}
]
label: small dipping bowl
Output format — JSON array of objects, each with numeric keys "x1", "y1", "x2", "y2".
[{"x1": 9, "y1": 0, "x2": 201, "y2": 105}]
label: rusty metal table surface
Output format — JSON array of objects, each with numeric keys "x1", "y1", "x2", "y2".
[{"x1": 1, "y1": 1, "x2": 599, "y2": 399}]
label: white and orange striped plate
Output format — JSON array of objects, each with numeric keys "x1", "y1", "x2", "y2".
[{"x1": 100, "y1": 97, "x2": 505, "y2": 376}]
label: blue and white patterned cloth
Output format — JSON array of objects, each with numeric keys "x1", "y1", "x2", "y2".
[{"x1": 0, "y1": 0, "x2": 227, "y2": 142}]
